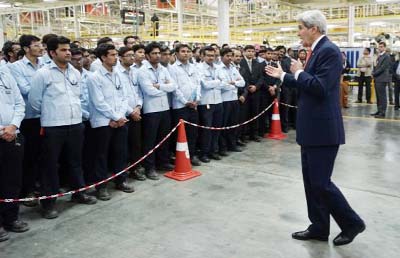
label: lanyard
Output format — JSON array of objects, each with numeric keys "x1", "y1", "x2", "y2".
[
  {"x1": 0, "y1": 75, "x2": 11, "y2": 90},
  {"x1": 105, "y1": 72, "x2": 122, "y2": 90}
]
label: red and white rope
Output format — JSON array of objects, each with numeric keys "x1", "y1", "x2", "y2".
[{"x1": 0, "y1": 121, "x2": 182, "y2": 203}]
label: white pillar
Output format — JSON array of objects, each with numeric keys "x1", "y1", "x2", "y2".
[
  {"x1": 74, "y1": 5, "x2": 80, "y2": 39},
  {"x1": 348, "y1": 5, "x2": 355, "y2": 47},
  {"x1": 0, "y1": 15, "x2": 5, "y2": 47},
  {"x1": 176, "y1": 0, "x2": 183, "y2": 40},
  {"x1": 218, "y1": 0, "x2": 229, "y2": 45}
]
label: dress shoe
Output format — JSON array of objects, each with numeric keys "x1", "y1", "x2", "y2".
[
  {"x1": 145, "y1": 169, "x2": 160, "y2": 180},
  {"x1": 395, "y1": 106, "x2": 399, "y2": 110},
  {"x1": 389, "y1": 101, "x2": 394, "y2": 105},
  {"x1": 250, "y1": 136, "x2": 261, "y2": 142},
  {"x1": 219, "y1": 150, "x2": 229, "y2": 157},
  {"x1": 333, "y1": 221, "x2": 366, "y2": 246},
  {"x1": 209, "y1": 153, "x2": 222, "y2": 160},
  {"x1": 0, "y1": 227, "x2": 9, "y2": 242},
  {"x1": 343, "y1": 106, "x2": 350, "y2": 109},
  {"x1": 199, "y1": 155, "x2": 210, "y2": 163},
  {"x1": 22, "y1": 192, "x2": 39, "y2": 207},
  {"x1": 191, "y1": 156, "x2": 201, "y2": 166},
  {"x1": 3, "y1": 220, "x2": 30, "y2": 233},
  {"x1": 292, "y1": 229, "x2": 328, "y2": 241},
  {"x1": 130, "y1": 168, "x2": 146, "y2": 181},
  {"x1": 374, "y1": 113, "x2": 385, "y2": 118},
  {"x1": 71, "y1": 192, "x2": 97, "y2": 205},
  {"x1": 236, "y1": 139, "x2": 246, "y2": 146},
  {"x1": 367, "y1": 101, "x2": 373, "y2": 104},
  {"x1": 354, "y1": 100, "x2": 362, "y2": 103},
  {"x1": 157, "y1": 163, "x2": 174, "y2": 171},
  {"x1": 116, "y1": 182, "x2": 135, "y2": 193},
  {"x1": 42, "y1": 208, "x2": 59, "y2": 219},
  {"x1": 96, "y1": 188, "x2": 111, "y2": 201},
  {"x1": 370, "y1": 111, "x2": 379, "y2": 116},
  {"x1": 282, "y1": 128, "x2": 288, "y2": 133},
  {"x1": 228, "y1": 146, "x2": 243, "y2": 152}
]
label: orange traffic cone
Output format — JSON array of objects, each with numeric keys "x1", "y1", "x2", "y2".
[
  {"x1": 164, "y1": 119, "x2": 201, "y2": 181},
  {"x1": 265, "y1": 99, "x2": 287, "y2": 140}
]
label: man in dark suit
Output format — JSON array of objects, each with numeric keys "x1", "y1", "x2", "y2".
[
  {"x1": 372, "y1": 42, "x2": 392, "y2": 118},
  {"x1": 239, "y1": 45, "x2": 263, "y2": 142},
  {"x1": 266, "y1": 10, "x2": 365, "y2": 246}
]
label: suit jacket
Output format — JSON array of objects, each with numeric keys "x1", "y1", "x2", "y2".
[
  {"x1": 373, "y1": 53, "x2": 392, "y2": 83},
  {"x1": 239, "y1": 58, "x2": 262, "y2": 98},
  {"x1": 256, "y1": 60, "x2": 280, "y2": 95},
  {"x1": 283, "y1": 36, "x2": 345, "y2": 146}
]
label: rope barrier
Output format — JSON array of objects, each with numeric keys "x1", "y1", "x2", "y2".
[{"x1": 0, "y1": 100, "x2": 289, "y2": 203}]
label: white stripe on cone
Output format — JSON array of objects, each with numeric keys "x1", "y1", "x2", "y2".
[
  {"x1": 176, "y1": 142, "x2": 190, "y2": 159},
  {"x1": 272, "y1": 114, "x2": 280, "y2": 120}
]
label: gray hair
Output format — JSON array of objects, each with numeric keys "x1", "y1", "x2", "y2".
[{"x1": 296, "y1": 10, "x2": 327, "y2": 35}]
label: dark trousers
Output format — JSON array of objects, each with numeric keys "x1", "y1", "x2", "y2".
[
  {"x1": 394, "y1": 79, "x2": 400, "y2": 108},
  {"x1": 280, "y1": 87, "x2": 297, "y2": 130},
  {"x1": 198, "y1": 103, "x2": 223, "y2": 156},
  {"x1": 246, "y1": 92, "x2": 260, "y2": 138},
  {"x1": 82, "y1": 121, "x2": 94, "y2": 183},
  {"x1": 357, "y1": 76, "x2": 371, "y2": 102},
  {"x1": 127, "y1": 119, "x2": 142, "y2": 168},
  {"x1": 142, "y1": 111, "x2": 171, "y2": 170},
  {"x1": 301, "y1": 145, "x2": 363, "y2": 235},
  {"x1": 19, "y1": 118, "x2": 41, "y2": 196},
  {"x1": 0, "y1": 136, "x2": 24, "y2": 227},
  {"x1": 375, "y1": 82, "x2": 388, "y2": 114},
  {"x1": 39, "y1": 124, "x2": 85, "y2": 209},
  {"x1": 172, "y1": 107, "x2": 198, "y2": 158},
  {"x1": 89, "y1": 125, "x2": 128, "y2": 188},
  {"x1": 220, "y1": 100, "x2": 239, "y2": 151},
  {"x1": 258, "y1": 92, "x2": 275, "y2": 136}
]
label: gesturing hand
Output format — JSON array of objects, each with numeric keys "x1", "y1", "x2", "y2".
[{"x1": 265, "y1": 62, "x2": 283, "y2": 79}]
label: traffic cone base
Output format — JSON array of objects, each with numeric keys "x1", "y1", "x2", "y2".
[
  {"x1": 164, "y1": 120, "x2": 202, "y2": 181},
  {"x1": 265, "y1": 99, "x2": 287, "y2": 140}
]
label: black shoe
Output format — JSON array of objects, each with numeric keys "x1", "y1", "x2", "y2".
[
  {"x1": 96, "y1": 188, "x2": 111, "y2": 201},
  {"x1": 145, "y1": 169, "x2": 160, "y2": 180},
  {"x1": 389, "y1": 101, "x2": 394, "y2": 105},
  {"x1": 191, "y1": 156, "x2": 201, "y2": 166},
  {"x1": 116, "y1": 182, "x2": 135, "y2": 193},
  {"x1": 250, "y1": 136, "x2": 261, "y2": 142},
  {"x1": 354, "y1": 100, "x2": 362, "y2": 103},
  {"x1": 236, "y1": 139, "x2": 246, "y2": 146},
  {"x1": 71, "y1": 192, "x2": 97, "y2": 205},
  {"x1": 3, "y1": 220, "x2": 30, "y2": 233},
  {"x1": 367, "y1": 101, "x2": 373, "y2": 104},
  {"x1": 199, "y1": 155, "x2": 210, "y2": 163},
  {"x1": 209, "y1": 153, "x2": 222, "y2": 160},
  {"x1": 157, "y1": 163, "x2": 174, "y2": 171},
  {"x1": 282, "y1": 128, "x2": 288, "y2": 133},
  {"x1": 292, "y1": 229, "x2": 328, "y2": 241},
  {"x1": 130, "y1": 168, "x2": 146, "y2": 181},
  {"x1": 229, "y1": 146, "x2": 243, "y2": 152},
  {"x1": 395, "y1": 106, "x2": 399, "y2": 110},
  {"x1": 22, "y1": 192, "x2": 39, "y2": 207},
  {"x1": 42, "y1": 208, "x2": 59, "y2": 219},
  {"x1": 219, "y1": 150, "x2": 229, "y2": 157},
  {"x1": 0, "y1": 228, "x2": 9, "y2": 242},
  {"x1": 333, "y1": 221, "x2": 366, "y2": 246},
  {"x1": 370, "y1": 111, "x2": 379, "y2": 116},
  {"x1": 374, "y1": 113, "x2": 385, "y2": 118}
]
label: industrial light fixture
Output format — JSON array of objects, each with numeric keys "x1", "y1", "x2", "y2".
[{"x1": 243, "y1": 30, "x2": 253, "y2": 34}]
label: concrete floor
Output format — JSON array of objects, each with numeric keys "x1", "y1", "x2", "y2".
[{"x1": 1, "y1": 91, "x2": 400, "y2": 258}]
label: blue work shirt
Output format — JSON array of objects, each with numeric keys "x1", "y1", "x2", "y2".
[
  {"x1": 169, "y1": 60, "x2": 201, "y2": 109},
  {"x1": 80, "y1": 68, "x2": 91, "y2": 121},
  {"x1": 86, "y1": 65, "x2": 133, "y2": 128},
  {"x1": 29, "y1": 61, "x2": 82, "y2": 127},
  {"x1": 9, "y1": 56, "x2": 45, "y2": 119},
  {"x1": 39, "y1": 53, "x2": 52, "y2": 65},
  {"x1": 216, "y1": 63, "x2": 245, "y2": 102},
  {"x1": 115, "y1": 63, "x2": 143, "y2": 110},
  {"x1": 198, "y1": 62, "x2": 223, "y2": 105},
  {"x1": 0, "y1": 70, "x2": 25, "y2": 129},
  {"x1": 137, "y1": 60, "x2": 177, "y2": 114}
]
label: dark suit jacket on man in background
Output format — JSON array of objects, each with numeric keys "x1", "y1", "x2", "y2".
[
  {"x1": 239, "y1": 58, "x2": 263, "y2": 139},
  {"x1": 282, "y1": 36, "x2": 363, "y2": 236},
  {"x1": 373, "y1": 52, "x2": 392, "y2": 115}
]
